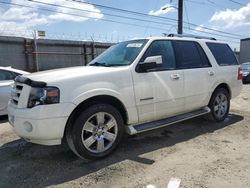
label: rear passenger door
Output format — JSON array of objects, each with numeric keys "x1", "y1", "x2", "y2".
[{"x1": 172, "y1": 41, "x2": 214, "y2": 111}]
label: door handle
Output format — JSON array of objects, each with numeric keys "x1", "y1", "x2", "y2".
[
  {"x1": 171, "y1": 74, "x2": 180, "y2": 80},
  {"x1": 208, "y1": 71, "x2": 215, "y2": 76}
]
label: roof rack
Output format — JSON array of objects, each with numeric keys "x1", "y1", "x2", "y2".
[{"x1": 167, "y1": 33, "x2": 216, "y2": 41}]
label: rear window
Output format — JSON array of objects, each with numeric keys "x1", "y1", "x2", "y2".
[{"x1": 206, "y1": 43, "x2": 238, "y2": 66}]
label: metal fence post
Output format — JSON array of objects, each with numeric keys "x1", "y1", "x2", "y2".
[
  {"x1": 23, "y1": 39, "x2": 30, "y2": 71},
  {"x1": 33, "y1": 30, "x2": 39, "y2": 72},
  {"x1": 83, "y1": 44, "x2": 87, "y2": 65}
]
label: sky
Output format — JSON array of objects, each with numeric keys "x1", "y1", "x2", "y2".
[{"x1": 0, "y1": 0, "x2": 250, "y2": 49}]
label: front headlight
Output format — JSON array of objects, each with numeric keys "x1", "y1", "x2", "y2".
[{"x1": 27, "y1": 87, "x2": 60, "y2": 108}]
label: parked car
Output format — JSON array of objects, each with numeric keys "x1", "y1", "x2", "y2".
[
  {"x1": 0, "y1": 67, "x2": 28, "y2": 116},
  {"x1": 242, "y1": 62, "x2": 250, "y2": 84},
  {"x1": 8, "y1": 34, "x2": 242, "y2": 159}
]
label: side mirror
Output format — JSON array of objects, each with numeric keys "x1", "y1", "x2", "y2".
[
  {"x1": 144, "y1": 55, "x2": 163, "y2": 65},
  {"x1": 137, "y1": 55, "x2": 163, "y2": 72}
]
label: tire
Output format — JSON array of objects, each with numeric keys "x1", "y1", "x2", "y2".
[
  {"x1": 208, "y1": 88, "x2": 230, "y2": 122},
  {"x1": 66, "y1": 103, "x2": 124, "y2": 160}
]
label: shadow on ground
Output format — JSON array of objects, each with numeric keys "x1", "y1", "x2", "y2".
[{"x1": 0, "y1": 113, "x2": 244, "y2": 187}]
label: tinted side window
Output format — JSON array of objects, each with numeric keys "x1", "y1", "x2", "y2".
[
  {"x1": 173, "y1": 41, "x2": 208, "y2": 69},
  {"x1": 206, "y1": 43, "x2": 238, "y2": 66},
  {"x1": 140, "y1": 40, "x2": 176, "y2": 70},
  {"x1": 0, "y1": 70, "x2": 15, "y2": 81},
  {"x1": 196, "y1": 44, "x2": 211, "y2": 67}
]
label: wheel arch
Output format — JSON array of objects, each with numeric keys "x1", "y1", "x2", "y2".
[
  {"x1": 209, "y1": 83, "x2": 232, "y2": 106},
  {"x1": 213, "y1": 83, "x2": 231, "y2": 99},
  {"x1": 63, "y1": 95, "x2": 128, "y2": 141}
]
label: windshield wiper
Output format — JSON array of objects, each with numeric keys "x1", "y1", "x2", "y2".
[
  {"x1": 89, "y1": 62, "x2": 110, "y2": 67},
  {"x1": 107, "y1": 64, "x2": 128, "y2": 67}
]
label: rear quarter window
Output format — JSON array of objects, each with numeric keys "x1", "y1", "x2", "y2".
[{"x1": 206, "y1": 43, "x2": 238, "y2": 66}]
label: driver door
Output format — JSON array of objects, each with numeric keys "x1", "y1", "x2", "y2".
[{"x1": 132, "y1": 40, "x2": 185, "y2": 123}]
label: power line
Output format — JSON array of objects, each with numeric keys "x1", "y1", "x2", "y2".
[
  {"x1": 206, "y1": 0, "x2": 215, "y2": 5},
  {"x1": 186, "y1": 0, "x2": 231, "y2": 11},
  {"x1": 68, "y1": 0, "x2": 178, "y2": 22},
  {"x1": 189, "y1": 0, "x2": 246, "y2": 9},
  {"x1": 182, "y1": 33, "x2": 239, "y2": 44},
  {"x1": 185, "y1": 0, "x2": 206, "y2": 5},
  {"x1": 28, "y1": 0, "x2": 244, "y2": 40},
  {"x1": 190, "y1": 28, "x2": 240, "y2": 40},
  {"x1": 27, "y1": 0, "x2": 176, "y2": 27},
  {"x1": 143, "y1": 0, "x2": 161, "y2": 36},
  {"x1": 27, "y1": 0, "x2": 244, "y2": 39},
  {"x1": 0, "y1": 1, "x2": 176, "y2": 32},
  {"x1": 186, "y1": 0, "x2": 217, "y2": 7},
  {"x1": 66, "y1": 0, "x2": 247, "y2": 38},
  {"x1": 228, "y1": 0, "x2": 246, "y2": 6},
  {"x1": 184, "y1": 0, "x2": 190, "y2": 30},
  {"x1": 205, "y1": 0, "x2": 228, "y2": 9},
  {"x1": 0, "y1": 1, "x2": 241, "y2": 43},
  {"x1": 0, "y1": 0, "x2": 245, "y2": 40},
  {"x1": 7, "y1": 0, "x2": 242, "y2": 40}
]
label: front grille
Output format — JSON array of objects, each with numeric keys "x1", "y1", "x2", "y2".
[{"x1": 11, "y1": 82, "x2": 24, "y2": 106}]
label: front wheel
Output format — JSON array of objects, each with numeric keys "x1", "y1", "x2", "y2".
[
  {"x1": 67, "y1": 104, "x2": 124, "y2": 160},
  {"x1": 209, "y1": 88, "x2": 230, "y2": 122}
]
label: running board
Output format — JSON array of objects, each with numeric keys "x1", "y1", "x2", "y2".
[{"x1": 126, "y1": 107, "x2": 210, "y2": 135}]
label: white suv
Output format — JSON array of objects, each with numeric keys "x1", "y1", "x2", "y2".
[{"x1": 8, "y1": 35, "x2": 242, "y2": 159}]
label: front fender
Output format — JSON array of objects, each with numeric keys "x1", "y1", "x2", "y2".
[
  {"x1": 71, "y1": 88, "x2": 139, "y2": 124},
  {"x1": 72, "y1": 88, "x2": 123, "y2": 106}
]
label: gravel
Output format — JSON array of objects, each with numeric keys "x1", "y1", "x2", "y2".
[{"x1": 1, "y1": 85, "x2": 250, "y2": 188}]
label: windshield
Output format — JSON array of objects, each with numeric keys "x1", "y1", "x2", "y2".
[{"x1": 88, "y1": 39, "x2": 148, "y2": 66}]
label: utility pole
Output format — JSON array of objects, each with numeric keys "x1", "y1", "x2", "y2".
[{"x1": 178, "y1": 0, "x2": 183, "y2": 34}]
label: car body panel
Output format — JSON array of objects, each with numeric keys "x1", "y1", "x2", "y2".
[
  {"x1": 0, "y1": 67, "x2": 29, "y2": 115},
  {"x1": 0, "y1": 80, "x2": 13, "y2": 115}
]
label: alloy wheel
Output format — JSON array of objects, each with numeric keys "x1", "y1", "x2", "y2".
[
  {"x1": 81, "y1": 112, "x2": 118, "y2": 153},
  {"x1": 214, "y1": 93, "x2": 228, "y2": 119}
]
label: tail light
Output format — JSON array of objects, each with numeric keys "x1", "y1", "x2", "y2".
[{"x1": 238, "y1": 65, "x2": 243, "y2": 80}]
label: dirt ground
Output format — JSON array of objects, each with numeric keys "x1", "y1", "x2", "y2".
[{"x1": 1, "y1": 85, "x2": 250, "y2": 188}]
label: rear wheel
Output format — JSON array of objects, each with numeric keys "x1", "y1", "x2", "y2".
[
  {"x1": 66, "y1": 104, "x2": 124, "y2": 160},
  {"x1": 209, "y1": 88, "x2": 230, "y2": 122}
]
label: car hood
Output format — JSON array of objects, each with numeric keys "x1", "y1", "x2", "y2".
[{"x1": 23, "y1": 66, "x2": 125, "y2": 83}]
